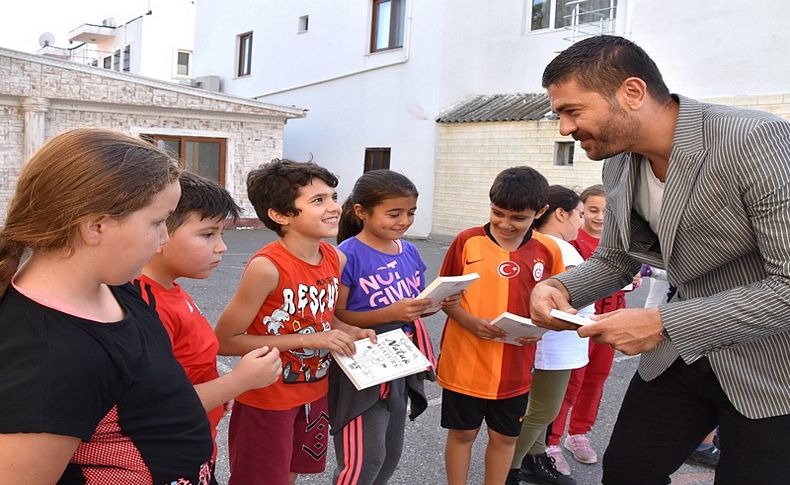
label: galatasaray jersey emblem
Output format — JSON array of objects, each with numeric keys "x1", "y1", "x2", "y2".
[{"x1": 532, "y1": 261, "x2": 545, "y2": 281}]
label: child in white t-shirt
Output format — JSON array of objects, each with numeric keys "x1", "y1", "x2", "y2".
[{"x1": 508, "y1": 186, "x2": 593, "y2": 485}]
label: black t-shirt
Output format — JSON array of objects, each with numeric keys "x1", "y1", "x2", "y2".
[{"x1": 0, "y1": 283, "x2": 213, "y2": 484}]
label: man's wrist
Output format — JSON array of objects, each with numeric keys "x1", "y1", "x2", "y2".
[{"x1": 544, "y1": 277, "x2": 572, "y2": 302}]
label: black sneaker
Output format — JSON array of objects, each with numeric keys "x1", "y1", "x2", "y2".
[
  {"x1": 506, "y1": 468, "x2": 523, "y2": 485},
  {"x1": 685, "y1": 445, "x2": 720, "y2": 468},
  {"x1": 519, "y1": 453, "x2": 577, "y2": 485}
]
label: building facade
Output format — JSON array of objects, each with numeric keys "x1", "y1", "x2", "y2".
[
  {"x1": 192, "y1": 0, "x2": 790, "y2": 237},
  {"x1": 0, "y1": 48, "x2": 305, "y2": 223},
  {"x1": 36, "y1": 0, "x2": 198, "y2": 86}
]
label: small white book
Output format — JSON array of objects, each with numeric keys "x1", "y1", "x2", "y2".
[
  {"x1": 331, "y1": 328, "x2": 432, "y2": 391},
  {"x1": 550, "y1": 309, "x2": 594, "y2": 327},
  {"x1": 417, "y1": 272, "x2": 480, "y2": 313},
  {"x1": 490, "y1": 312, "x2": 548, "y2": 346}
]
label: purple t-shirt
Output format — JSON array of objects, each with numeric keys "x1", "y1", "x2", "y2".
[{"x1": 338, "y1": 237, "x2": 428, "y2": 312}]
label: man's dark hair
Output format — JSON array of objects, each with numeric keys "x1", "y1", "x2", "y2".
[
  {"x1": 542, "y1": 35, "x2": 672, "y2": 103},
  {"x1": 246, "y1": 158, "x2": 339, "y2": 236},
  {"x1": 489, "y1": 166, "x2": 548, "y2": 212},
  {"x1": 167, "y1": 171, "x2": 241, "y2": 233}
]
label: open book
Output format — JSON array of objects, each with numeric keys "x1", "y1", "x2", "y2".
[
  {"x1": 331, "y1": 328, "x2": 432, "y2": 391},
  {"x1": 490, "y1": 312, "x2": 548, "y2": 346},
  {"x1": 417, "y1": 272, "x2": 480, "y2": 313}
]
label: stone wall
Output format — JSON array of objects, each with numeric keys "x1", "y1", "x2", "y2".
[
  {"x1": 0, "y1": 48, "x2": 303, "y2": 224},
  {"x1": 432, "y1": 95, "x2": 790, "y2": 237},
  {"x1": 433, "y1": 120, "x2": 600, "y2": 236}
]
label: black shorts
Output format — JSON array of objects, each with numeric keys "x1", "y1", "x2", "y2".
[{"x1": 440, "y1": 388, "x2": 529, "y2": 437}]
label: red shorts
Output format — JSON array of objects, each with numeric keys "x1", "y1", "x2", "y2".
[{"x1": 228, "y1": 396, "x2": 329, "y2": 485}]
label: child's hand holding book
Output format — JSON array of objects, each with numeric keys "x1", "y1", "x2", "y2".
[
  {"x1": 303, "y1": 329, "x2": 358, "y2": 357},
  {"x1": 462, "y1": 314, "x2": 509, "y2": 341},
  {"x1": 386, "y1": 297, "x2": 433, "y2": 321}
]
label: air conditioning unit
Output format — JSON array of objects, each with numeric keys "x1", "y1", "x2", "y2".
[{"x1": 194, "y1": 75, "x2": 222, "y2": 92}]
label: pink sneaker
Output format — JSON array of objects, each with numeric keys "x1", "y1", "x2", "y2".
[
  {"x1": 546, "y1": 445, "x2": 572, "y2": 475},
  {"x1": 564, "y1": 434, "x2": 598, "y2": 464}
]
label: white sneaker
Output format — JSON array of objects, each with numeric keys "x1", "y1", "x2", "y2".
[
  {"x1": 546, "y1": 445, "x2": 572, "y2": 475},
  {"x1": 564, "y1": 434, "x2": 598, "y2": 464}
]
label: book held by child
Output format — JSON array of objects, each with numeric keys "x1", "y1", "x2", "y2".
[
  {"x1": 332, "y1": 328, "x2": 432, "y2": 390},
  {"x1": 417, "y1": 272, "x2": 479, "y2": 312}
]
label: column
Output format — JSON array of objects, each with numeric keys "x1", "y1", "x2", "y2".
[{"x1": 21, "y1": 97, "x2": 50, "y2": 160}]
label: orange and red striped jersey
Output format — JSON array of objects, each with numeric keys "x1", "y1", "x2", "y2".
[{"x1": 436, "y1": 226, "x2": 563, "y2": 399}]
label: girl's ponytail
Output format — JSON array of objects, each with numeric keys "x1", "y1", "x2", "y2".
[
  {"x1": 0, "y1": 235, "x2": 25, "y2": 298},
  {"x1": 337, "y1": 197, "x2": 363, "y2": 244}
]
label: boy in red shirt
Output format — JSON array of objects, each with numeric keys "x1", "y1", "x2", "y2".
[
  {"x1": 215, "y1": 159, "x2": 374, "y2": 485},
  {"x1": 133, "y1": 172, "x2": 282, "y2": 481}
]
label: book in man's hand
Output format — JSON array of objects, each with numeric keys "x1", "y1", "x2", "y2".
[
  {"x1": 490, "y1": 311, "x2": 549, "y2": 346},
  {"x1": 417, "y1": 272, "x2": 480, "y2": 313},
  {"x1": 331, "y1": 328, "x2": 432, "y2": 391}
]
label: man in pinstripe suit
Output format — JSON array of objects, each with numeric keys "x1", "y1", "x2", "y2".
[{"x1": 530, "y1": 35, "x2": 790, "y2": 484}]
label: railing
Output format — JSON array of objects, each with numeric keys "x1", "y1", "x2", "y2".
[
  {"x1": 66, "y1": 46, "x2": 115, "y2": 68},
  {"x1": 562, "y1": 0, "x2": 618, "y2": 43}
]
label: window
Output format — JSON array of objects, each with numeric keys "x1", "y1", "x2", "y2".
[
  {"x1": 298, "y1": 15, "x2": 309, "y2": 33},
  {"x1": 370, "y1": 0, "x2": 405, "y2": 52},
  {"x1": 103, "y1": 56, "x2": 111, "y2": 69},
  {"x1": 529, "y1": 0, "x2": 617, "y2": 31},
  {"x1": 90, "y1": 59, "x2": 98, "y2": 67},
  {"x1": 144, "y1": 135, "x2": 227, "y2": 186},
  {"x1": 176, "y1": 50, "x2": 191, "y2": 77},
  {"x1": 122, "y1": 45, "x2": 131, "y2": 72},
  {"x1": 113, "y1": 49, "x2": 121, "y2": 71},
  {"x1": 554, "y1": 141, "x2": 574, "y2": 166},
  {"x1": 364, "y1": 148, "x2": 391, "y2": 172},
  {"x1": 237, "y1": 32, "x2": 253, "y2": 77}
]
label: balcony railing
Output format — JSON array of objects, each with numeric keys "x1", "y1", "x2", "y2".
[{"x1": 562, "y1": 0, "x2": 618, "y2": 43}]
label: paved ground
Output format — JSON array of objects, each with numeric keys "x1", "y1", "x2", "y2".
[{"x1": 182, "y1": 229, "x2": 715, "y2": 485}]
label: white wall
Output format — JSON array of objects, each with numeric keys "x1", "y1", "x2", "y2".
[
  {"x1": 194, "y1": 0, "x2": 790, "y2": 236},
  {"x1": 138, "y1": 0, "x2": 195, "y2": 81},
  {"x1": 628, "y1": 0, "x2": 790, "y2": 97},
  {"x1": 195, "y1": 0, "x2": 452, "y2": 237}
]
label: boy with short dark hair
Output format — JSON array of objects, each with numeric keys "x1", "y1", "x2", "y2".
[
  {"x1": 133, "y1": 171, "x2": 283, "y2": 481},
  {"x1": 437, "y1": 166, "x2": 564, "y2": 485},
  {"x1": 215, "y1": 159, "x2": 375, "y2": 485}
]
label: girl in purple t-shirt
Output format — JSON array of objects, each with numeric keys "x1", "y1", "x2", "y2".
[{"x1": 330, "y1": 170, "x2": 437, "y2": 485}]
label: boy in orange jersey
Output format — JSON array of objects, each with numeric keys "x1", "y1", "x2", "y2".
[
  {"x1": 436, "y1": 166, "x2": 564, "y2": 485},
  {"x1": 214, "y1": 159, "x2": 375, "y2": 485},
  {"x1": 133, "y1": 172, "x2": 283, "y2": 482}
]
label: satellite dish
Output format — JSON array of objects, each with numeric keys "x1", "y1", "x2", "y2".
[{"x1": 39, "y1": 32, "x2": 56, "y2": 48}]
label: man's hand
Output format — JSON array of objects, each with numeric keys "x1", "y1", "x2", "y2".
[
  {"x1": 529, "y1": 279, "x2": 579, "y2": 331},
  {"x1": 577, "y1": 307, "x2": 666, "y2": 355}
]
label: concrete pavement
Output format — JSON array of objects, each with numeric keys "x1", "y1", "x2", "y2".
[{"x1": 181, "y1": 228, "x2": 715, "y2": 485}]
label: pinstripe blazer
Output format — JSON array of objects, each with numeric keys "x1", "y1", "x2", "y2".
[{"x1": 555, "y1": 95, "x2": 790, "y2": 419}]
